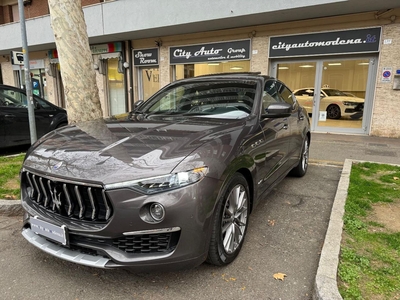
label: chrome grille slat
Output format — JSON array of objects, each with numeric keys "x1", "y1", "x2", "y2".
[
  {"x1": 26, "y1": 174, "x2": 36, "y2": 198},
  {"x1": 32, "y1": 175, "x2": 42, "y2": 204},
  {"x1": 22, "y1": 171, "x2": 113, "y2": 222},
  {"x1": 39, "y1": 177, "x2": 49, "y2": 207},
  {"x1": 101, "y1": 190, "x2": 111, "y2": 220},
  {"x1": 62, "y1": 184, "x2": 73, "y2": 216},
  {"x1": 74, "y1": 186, "x2": 85, "y2": 219},
  {"x1": 88, "y1": 187, "x2": 96, "y2": 220},
  {"x1": 46, "y1": 180, "x2": 52, "y2": 208}
]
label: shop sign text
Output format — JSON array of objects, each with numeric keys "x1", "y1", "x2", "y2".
[
  {"x1": 134, "y1": 48, "x2": 159, "y2": 66},
  {"x1": 270, "y1": 27, "x2": 381, "y2": 58},
  {"x1": 170, "y1": 40, "x2": 250, "y2": 64}
]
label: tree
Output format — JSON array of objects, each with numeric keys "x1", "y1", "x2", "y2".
[{"x1": 48, "y1": 0, "x2": 103, "y2": 124}]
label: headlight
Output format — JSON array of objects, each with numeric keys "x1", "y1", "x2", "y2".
[
  {"x1": 105, "y1": 166, "x2": 208, "y2": 194},
  {"x1": 343, "y1": 101, "x2": 354, "y2": 106}
]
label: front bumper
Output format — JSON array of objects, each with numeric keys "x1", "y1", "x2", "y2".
[
  {"x1": 21, "y1": 174, "x2": 220, "y2": 271},
  {"x1": 344, "y1": 103, "x2": 364, "y2": 118}
]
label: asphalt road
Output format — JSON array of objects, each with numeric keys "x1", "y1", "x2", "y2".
[{"x1": 0, "y1": 164, "x2": 341, "y2": 300}]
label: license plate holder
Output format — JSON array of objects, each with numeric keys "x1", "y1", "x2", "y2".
[{"x1": 30, "y1": 217, "x2": 68, "y2": 246}]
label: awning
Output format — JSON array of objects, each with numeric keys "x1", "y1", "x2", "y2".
[{"x1": 99, "y1": 52, "x2": 121, "y2": 60}]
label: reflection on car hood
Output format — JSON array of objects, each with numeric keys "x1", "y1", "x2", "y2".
[
  {"x1": 23, "y1": 117, "x2": 244, "y2": 185},
  {"x1": 337, "y1": 96, "x2": 364, "y2": 103}
]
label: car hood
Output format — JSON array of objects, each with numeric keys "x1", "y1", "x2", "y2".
[{"x1": 23, "y1": 117, "x2": 245, "y2": 185}]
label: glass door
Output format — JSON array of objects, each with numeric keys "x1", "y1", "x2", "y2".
[
  {"x1": 107, "y1": 58, "x2": 126, "y2": 116},
  {"x1": 276, "y1": 60, "x2": 317, "y2": 121},
  {"x1": 272, "y1": 56, "x2": 377, "y2": 135},
  {"x1": 316, "y1": 59, "x2": 370, "y2": 131}
]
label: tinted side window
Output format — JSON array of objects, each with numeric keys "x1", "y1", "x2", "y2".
[
  {"x1": 263, "y1": 80, "x2": 282, "y2": 109},
  {"x1": 276, "y1": 82, "x2": 295, "y2": 106},
  {"x1": 0, "y1": 88, "x2": 27, "y2": 107},
  {"x1": 34, "y1": 96, "x2": 51, "y2": 109}
]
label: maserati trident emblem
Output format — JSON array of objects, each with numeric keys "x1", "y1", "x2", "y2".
[
  {"x1": 53, "y1": 161, "x2": 63, "y2": 171},
  {"x1": 49, "y1": 185, "x2": 63, "y2": 211}
]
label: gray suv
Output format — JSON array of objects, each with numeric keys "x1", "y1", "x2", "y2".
[{"x1": 20, "y1": 73, "x2": 310, "y2": 271}]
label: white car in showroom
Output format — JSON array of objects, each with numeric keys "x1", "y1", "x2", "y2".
[{"x1": 293, "y1": 88, "x2": 364, "y2": 119}]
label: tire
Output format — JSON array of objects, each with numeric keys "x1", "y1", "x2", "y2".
[
  {"x1": 326, "y1": 104, "x2": 341, "y2": 119},
  {"x1": 290, "y1": 137, "x2": 309, "y2": 177},
  {"x1": 207, "y1": 173, "x2": 250, "y2": 266}
]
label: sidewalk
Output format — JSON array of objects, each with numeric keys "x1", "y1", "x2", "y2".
[{"x1": 309, "y1": 132, "x2": 400, "y2": 165}]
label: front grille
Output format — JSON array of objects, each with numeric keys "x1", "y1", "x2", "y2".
[
  {"x1": 22, "y1": 171, "x2": 113, "y2": 222},
  {"x1": 70, "y1": 231, "x2": 180, "y2": 254},
  {"x1": 355, "y1": 103, "x2": 364, "y2": 111}
]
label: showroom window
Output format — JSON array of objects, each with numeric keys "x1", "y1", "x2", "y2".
[
  {"x1": 174, "y1": 61, "x2": 250, "y2": 80},
  {"x1": 269, "y1": 27, "x2": 381, "y2": 135}
]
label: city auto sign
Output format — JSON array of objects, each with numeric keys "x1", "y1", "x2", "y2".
[{"x1": 170, "y1": 40, "x2": 250, "y2": 64}]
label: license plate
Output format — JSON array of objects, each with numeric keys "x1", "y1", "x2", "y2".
[{"x1": 30, "y1": 217, "x2": 68, "y2": 246}]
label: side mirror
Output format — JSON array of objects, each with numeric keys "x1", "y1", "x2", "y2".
[
  {"x1": 128, "y1": 100, "x2": 145, "y2": 120},
  {"x1": 262, "y1": 102, "x2": 292, "y2": 118}
]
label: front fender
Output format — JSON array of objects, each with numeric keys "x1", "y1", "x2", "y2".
[{"x1": 49, "y1": 113, "x2": 68, "y2": 130}]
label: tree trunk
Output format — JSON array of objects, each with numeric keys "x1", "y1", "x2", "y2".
[{"x1": 48, "y1": 0, "x2": 103, "y2": 124}]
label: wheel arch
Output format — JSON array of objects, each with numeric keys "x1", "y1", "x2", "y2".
[{"x1": 236, "y1": 168, "x2": 255, "y2": 214}]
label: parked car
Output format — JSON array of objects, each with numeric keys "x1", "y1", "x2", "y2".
[
  {"x1": 0, "y1": 84, "x2": 67, "y2": 149},
  {"x1": 293, "y1": 87, "x2": 364, "y2": 119},
  {"x1": 20, "y1": 73, "x2": 310, "y2": 271}
]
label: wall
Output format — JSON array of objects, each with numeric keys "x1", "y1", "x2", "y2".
[
  {"x1": 0, "y1": 61, "x2": 14, "y2": 85},
  {"x1": 371, "y1": 22, "x2": 400, "y2": 137},
  {"x1": 22, "y1": 0, "x2": 49, "y2": 20}
]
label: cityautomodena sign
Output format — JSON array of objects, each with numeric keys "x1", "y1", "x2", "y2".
[{"x1": 269, "y1": 27, "x2": 381, "y2": 58}]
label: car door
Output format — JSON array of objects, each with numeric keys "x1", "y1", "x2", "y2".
[
  {"x1": 256, "y1": 79, "x2": 290, "y2": 194},
  {"x1": 275, "y1": 80, "x2": 306, "y2": 169},
  {"x1": 0, "y1": 87, "x2": 30, "y2": 147}
]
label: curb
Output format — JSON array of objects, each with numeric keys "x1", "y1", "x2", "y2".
[
  {"x1": 0, "y1": 199, "x2": 24, "y2": 216},
  {"x1": 313, "y1": 159, "x2": 352, "y2": 300}
]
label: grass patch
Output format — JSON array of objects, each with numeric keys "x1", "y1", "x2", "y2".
[
  {"x1": 0, "y1": 154, "x2": 25, "y2": 199},
  {"x1": 338, "y1": 162, "x2": 400, "y2": 300}
]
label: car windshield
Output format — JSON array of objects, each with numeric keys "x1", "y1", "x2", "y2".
[
  {"x1": 137, "y1": 79, "x2": 258, "y2": 119},
  {"x1": 323, "y1": 89, "x2": 347, "y2": 97}
]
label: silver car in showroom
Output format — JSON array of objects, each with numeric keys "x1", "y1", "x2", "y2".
[{"x1": 20, "y1": 73, "x2": 310, "y2": 271}]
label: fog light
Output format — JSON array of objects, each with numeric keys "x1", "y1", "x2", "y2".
[{"x1": 149, "y1": 203, "x2": 165, "y2": 222}]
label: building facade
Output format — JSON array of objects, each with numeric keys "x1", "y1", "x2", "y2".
[{"x1": 0, "y1": 0, "x2": 399, "y2": 137}]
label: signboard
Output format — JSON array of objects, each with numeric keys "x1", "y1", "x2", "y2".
[
  {"x1": 90, "y1": 42, "x2": 122, "y2": 54},
  {"x1": 11, "y1": 51, "x2": 24, "y2": 65},
  {"x1": 381, "y1": 67, "x2": 392, "y2": 82},
  {"x1": 269, "y1": 27, "x2": 381, "y2": 58},
  {"x1": 133, "y1": 48, "x2": 159, "y2": 66},
  {"x1": 170, "y1": 40, "x2": 251, "y2": 65}
]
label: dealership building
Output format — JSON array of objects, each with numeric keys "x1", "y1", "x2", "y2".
[{"x1": 0, "y1": 0, "x2": 399, "y2": 137}]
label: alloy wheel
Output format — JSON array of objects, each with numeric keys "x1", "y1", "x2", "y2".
[{"x1": 221, "y1": 184, "x2": 248, "y2": 254}]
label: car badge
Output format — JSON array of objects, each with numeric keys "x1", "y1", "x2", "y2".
[
  {"x1": 49, "y1": 185, "x2": 63, "y2": 211},
  {"x1": 53, "y1": 161, "x2": 63, "y2": 170}
]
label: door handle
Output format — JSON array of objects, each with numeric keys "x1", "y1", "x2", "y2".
[
  {"x1": 5, "y1": 114, "x2": 15, "y2": 118},
  {"x1": 283, "y1": 124, "x2": 288, "y2": 130},
  {"x1": 299, "y1": 115, "x2": 304, "y2": 120}
]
